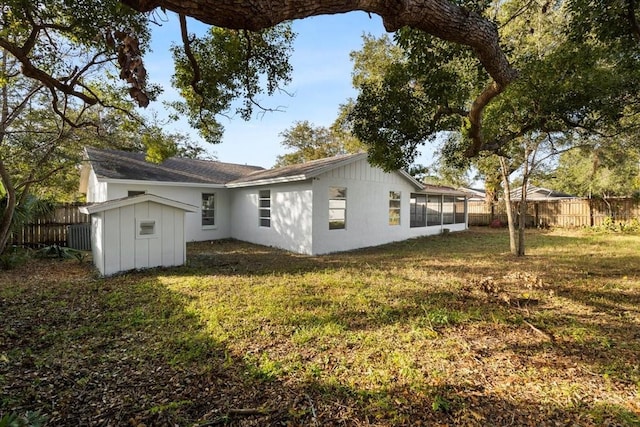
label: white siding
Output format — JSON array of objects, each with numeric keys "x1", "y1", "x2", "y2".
[
  {"x1": 90, "y1": 214, "x2": 104, "y2": 275},
  {"x1": 86, "y1": 170, "x2": 108, "y2": 203},
  {"x1": 90, "y1": 200, "x2": 187, "y2": 276},
  {"x1": 101, "y1": 182, "x2": 229, "y2": 243},
  {"x1": 311, "y1": 158, "x2": 460, "y2": 254},
  {"x1": 230, "y1": 182, "x2": 314, "y2": 254}
]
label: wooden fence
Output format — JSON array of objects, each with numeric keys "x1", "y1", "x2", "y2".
[
  {"x1": 468, "y1": 197, "x2": 640, "y2": 227},
  {"x1": 10, "y1": 202, "x2": 89, "y2": 247}
]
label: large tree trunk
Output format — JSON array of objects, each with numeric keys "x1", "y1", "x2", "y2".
[{"x1": 123, "y1": 0, "x2": 516, "y2": 84}]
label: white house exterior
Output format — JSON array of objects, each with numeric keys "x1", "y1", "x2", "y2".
[
  {"x1": 80, "y1": 148, "x2": 468, "y2": 256},
  {"x1": 78, "y1": 194, "x2": 198, "y2": 276}
]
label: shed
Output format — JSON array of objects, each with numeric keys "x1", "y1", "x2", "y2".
[{"x1": 79, "y1": 194, "x2": 198, "y2": 276}]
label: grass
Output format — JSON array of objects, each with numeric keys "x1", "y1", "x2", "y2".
[{"x1": 1, "y1": 227, "x2": 639, "y2": 426}]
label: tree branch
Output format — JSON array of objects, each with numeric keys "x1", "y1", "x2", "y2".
[
  {"x1": 122, "y1": 0, "x2": 518, "y2": 88},
  {"x1": 0, "y1": 39, "x2": 99, "y2": 106},
  {"x1": 178, "y1": 14, "x2": 202, "y2": 91}
]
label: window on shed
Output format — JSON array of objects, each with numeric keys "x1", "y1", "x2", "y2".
[
  {"x1": 259, "y1": 190, "x2": 271, "y2": 227},
  {"x1": 427, "y1": 195, "x2": 442, "y2": 226},
  {"x1": 202, "y1": 193, "x2": 215, "y2": 227},
  {"x1": 389, "y1": 191, "x2": 401, "y2": 225},
  {"x1": 329, "y1": 187, "x2": 347, "y2": 229},
  {"x1": 410, "y1": 193, "x2": 426, "y2": 227}
]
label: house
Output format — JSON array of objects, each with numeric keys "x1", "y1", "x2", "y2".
[
  {"x1": 460, "y1": 185, "x2": 574, "y2": 202},
  {"x1": 80, "y1": 147, "x2": 468, "y2": 256}
]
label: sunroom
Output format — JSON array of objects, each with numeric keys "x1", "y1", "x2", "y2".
[{"x1": 409, "y1": 185, "x2": 468, "y2": 231}]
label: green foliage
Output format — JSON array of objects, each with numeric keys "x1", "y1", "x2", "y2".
[
  {"x1": 348, "y1": 0, "x2": 640, "y2": 175},
  {"x1": 349, "y1": 31, "x2": 478, "y2": 171},
  {"x1": 171, "y1": 24, "x2": 295, "y2": 144},
  {"x1": 536, "y1": 142, "x2": 640, "y2": 198},
  {"x1": 0, "y1": 411, "x2": 47, "y2": 427},
  {"x1": 593, "y1": 217, "x2": 640, "y2": 233},
  {"x1": 0, "y1": 246, "x2": 32, "y2": 270},
  {"x1": 34, "y1": 245, "x2": 85, "y2": 262},
  {"x1": 274, "y1": 120, "x2": 365, "y2": 167}
]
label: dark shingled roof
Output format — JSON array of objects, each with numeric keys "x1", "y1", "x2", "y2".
[
  {"x1": 228, "y1": 153, "x2": 368, "y2": 185},
  {"x1": 85, "y1": 147, "x2": 264, "y2": 184}
]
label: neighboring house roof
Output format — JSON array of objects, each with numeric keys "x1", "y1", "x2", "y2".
[
  {"x1": 79, "y1": 193, "x2": 199, "y2": 214},
  {"x1": 459, "y1": 185, "x2": 575, "y2": 201},
  {"x1": 459, "y1": 187, "x2": 487, "y2": 200},
  {"x1": 510, "y1": 185, "x2": 574, "y2": 201},
  {"x1": 84, "y1": 147, "x2": 264, "y2": 184},
  {"x1": 422, "y1": 184, "x2": 469, "y2": 197}
]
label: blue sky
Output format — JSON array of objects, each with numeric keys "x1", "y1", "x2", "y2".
[{"x1": 144, "y1": 11, "x2": 435, "y2": 169}]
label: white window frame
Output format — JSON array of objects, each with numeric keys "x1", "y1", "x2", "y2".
[
  {"x1": 259, "y1": 189, "x2": 271, "y2": 227},
  {"x1": 201, "y1": 193, "x2": 216, "y2": 229},
  {"x1": 329, "y1": 187, "x2": 347, "y2": 230},
  {"x1": 389, "y1": 191, "x2": 401, "y2": 225}
]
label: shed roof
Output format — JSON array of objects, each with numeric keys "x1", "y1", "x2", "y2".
[
  {"x1": 84, "y1": 147, "x2": 264, "y2": 184},
  {"x1": 79, "y1": 193, "x2": 199, "y2": 214}
]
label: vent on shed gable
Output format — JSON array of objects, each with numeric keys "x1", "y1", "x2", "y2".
[
  {"x1": 136, "y1": 219, "x2": 158, "y2": 238},
  {"x1": 67, "y1": 223, "x2": 91, "y2": 250}
]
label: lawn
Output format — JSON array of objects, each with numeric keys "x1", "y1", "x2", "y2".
[{"x1": 1, "y1": 227, "x2": 639, "y2": 426}]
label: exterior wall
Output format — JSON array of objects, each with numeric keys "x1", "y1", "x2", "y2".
[
  {"x1": 86, "y1": 170, "x2": 108, "y2": 203},
  {"x1": 96, "y1": 178, "x2": 229, "y2": 242},
  {"x1": 230, "y1": 181, "x2": 314, "y2": 254},
  {"x1": 90, "y1": 214, "x2": 105, "y2": 275},
  {"x1": 91, "y1": 201, "x2": 186, "y2": 276},
  {"x1": 310, "y1": 158, "x2": 465, "y2": 255}
]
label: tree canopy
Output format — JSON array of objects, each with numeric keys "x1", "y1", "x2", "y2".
[{"x1": 275, "y1": 120, "x2": 366, "y2": 167}]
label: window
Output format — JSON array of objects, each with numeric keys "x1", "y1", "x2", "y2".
[
  {"x1": 427, "y1": 195, "x2": 442, "y2": 226},
  {"x1": 329, "y1": 187, "x2": 347, "y2": 229},
  {"x1": 259, "y1": 190, "x2": 271, "y2": 227},
  {"x1": 389, "y1": 191, "x2": 401, "y2": 225},
  {"x1": 128, "y1": 190, "x2": 145, "y2": 197},
  {"x1": 202, "y1": 193, "x2": 215, "y2": 227},
  {"x1": 455, "y1": 197, "x2": 466, "y2": 224},
  {"x1": 410, "y1": 193, "x2": 426, "y2": 227},
  {"x1": 443, "y1": 196, "x2": 455, "y2": 225}
]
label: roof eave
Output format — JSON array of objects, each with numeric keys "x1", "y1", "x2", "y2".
[
  {"x1": 96, "y1": 177, "x2": 227, "y2": 188},
  {"x1": 225, "y1": 174, "x2": 309, "y2": 188}
]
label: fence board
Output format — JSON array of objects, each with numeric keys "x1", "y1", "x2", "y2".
[
  {"x1": 468, "y1": 198, "x2": 640, "y2": 227},
  {"x1": 10, "y1": 203, "x2": 89, "y2": 247}
]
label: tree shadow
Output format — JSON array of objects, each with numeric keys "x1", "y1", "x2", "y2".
[{"x1": 1, "y1": 231, "x2": 638, "y2": 426}]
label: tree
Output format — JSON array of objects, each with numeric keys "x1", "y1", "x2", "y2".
[
  {"x1": 537, "y1": 140, "x2": 640, "y2": 199},
  {"x1": 0, "y1": 0, "x2": 158, "y2": 254},
  {"x1": 347, "y1": 0, "x2": 640, "y2": 255},
  {"x1": 275, "y1": 120, "x2": 365, "y2": 167},
  {"x1": 170, "y1": 23, "x2": 296, "y2": 144}
]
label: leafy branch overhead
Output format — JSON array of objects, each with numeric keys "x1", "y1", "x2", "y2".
[
  {"x1": 346, "y1": 0, "x2": 640, "y2": 171},
  {"x1": 170, "y1": 20, "x2": 295, "y2": 144},
  {"x1": 123, "y1": 0, "x2": 518, "y2": 153},
  {"x1": 0, "y1": 0, "x2": 154, "y2": 116}
]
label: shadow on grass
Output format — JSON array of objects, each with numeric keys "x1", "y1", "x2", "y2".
[
  {"x1": 1, "y1": 229, "x2": 638, "y2": 426},
  {"x1": 2, "y1": 263, "x2": 635, "y2": 426}
]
